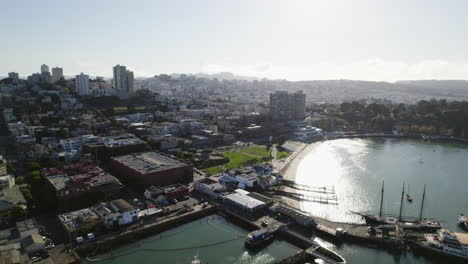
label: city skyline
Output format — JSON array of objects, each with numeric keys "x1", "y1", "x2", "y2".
[{"x1": 2, "y1": 0, "x2": 468, "y2": 82}]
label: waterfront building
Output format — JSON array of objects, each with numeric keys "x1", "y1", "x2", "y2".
[
  {"x1": 51, "y1": 67, "x2": 64, "y2": 82},
  {"x1": 93, "y1": 199, "x2": 139, "y2": 228},
  {"x1": 58, "y1": 208, "x2": 101, "y2": 236},
  {"x1": 8, "y1": 72, "x2": 19, "y2": 83},
  {"x1": 270, "y1": 91, "x2": 306, "y2": 121},
  {"x1": 223, "y1": 189, "x2": 267, "y2": 212},
  {"x1": 293, "y1": 125, "x2": 323, "y2": 140},
  {"x1": 110, "y1": 151, "x2": 193, "y2": 188},
  {"x1": 113, "y1": 64, "x2": 134, "y2": 98},
  {"x1": 144, "y1": 184, "x2": 189, "y2": 203},
  {"x1": 193, "y1": 178, "x2": 225, "y2": 198},
  {"x1": 75, "y1": 73, "x2": 90, "y2": 95}
]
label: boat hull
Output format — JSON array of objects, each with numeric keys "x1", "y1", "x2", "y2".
[{"x1": 244, "y1": 235, "x2": 274, "y2": 250}]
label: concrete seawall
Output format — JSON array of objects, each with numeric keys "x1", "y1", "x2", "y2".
[{"x1": 76, "y1": 206, "x2": 216, "y2": 258}]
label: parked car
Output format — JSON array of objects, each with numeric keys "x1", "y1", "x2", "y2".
[
  {"x1": 45, "y1": 244, "x2": 55, "y2": 250},
  {"x1": 30, "y1": 256, "x2": 41, "y2": 263}
]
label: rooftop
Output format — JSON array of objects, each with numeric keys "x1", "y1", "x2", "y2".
[
  {"x1": 111, "y1": 152, "x2": 190, "y2": 174},
  {"x1": 47, "y1": 171, "x2": 121, "y2": 191},
  {"x1": 0, "y1": 187, "x2": 26, "y2": 211},
  {"x1": 58, "y1": 208, "x2": 100, "y2": 233},
  {"x1": 224, "y1": 192, "x2": 265, "y2": 210},
  {"x1": 41, "y1": 163, "x2": 102, "y2": 177},
  {"x1": 111, "y1": 199, "x2": 135, "y2": 213},
  {"x1": 102, "y1": 134, "x2": 147, "y2": 148}
]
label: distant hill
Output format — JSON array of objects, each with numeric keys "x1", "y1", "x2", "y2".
[
  {"x1": 396, "y1": 80, "x2": 468, "y2": 90},
  {"x1": 170, "y1": 72, "x2": 260, "y2": 81}
]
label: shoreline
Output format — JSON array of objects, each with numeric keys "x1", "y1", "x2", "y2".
[{"x1": 282, "y1": 141, "x2": 321, "y2": 182}]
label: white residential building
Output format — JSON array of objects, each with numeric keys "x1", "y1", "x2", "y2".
[
  {"x1": 94, "y1": 199, "x2": 139, "y2": 228},
  {"x1": 75, "y1": 73, "x2": 90, "y2": 95},
  {"x1": 60, "y1": 135, "x2": 99, "y2": 152}
]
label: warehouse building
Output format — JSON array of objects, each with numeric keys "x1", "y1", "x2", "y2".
[
  {"x1": 110, "y1": 152, "x2": 193, "y2": 189},
  {"x1": 223, "y1": 189, "x2": 267, "y2": 212}
]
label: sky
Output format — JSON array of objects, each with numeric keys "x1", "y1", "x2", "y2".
[{"x1": 2, "y1": 0, "x2": 468, "y2": 82}]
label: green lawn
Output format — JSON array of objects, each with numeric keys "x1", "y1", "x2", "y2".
[
  {"x1": 203, "y1": 146, "x2": 272, "y2": 175},
  {"x1": 240, "y1": 146, "x2": 272, "y2": 158},
  {"x1": 113, "y1": 106, "x2": 128, "y2": 112},
  {"x1": 276, "y1": 151, "x2": 291, "y2": 160},
  {"x1": 203, "y1": 166, "x2": 224, "y2": 175}
]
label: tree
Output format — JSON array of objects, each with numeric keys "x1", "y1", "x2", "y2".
[
  {"x1": 25, "y1": 171, "x2": 42, "y2": 185},
  {"x1": 15, "y1": 176, "x2": 25, "y2": 185},
  {"x1": 6, "y1": 164, "x2": 16, "y2": 176},
  {"x1": 20, "y1": 187, "x2": 33, "y2": 201},
  {"x1": 23, "y1": 161, "x2": 41, "y2": 172},
  {"x1": 10, "y1": 205, "x2": 27, "y2": 221}
]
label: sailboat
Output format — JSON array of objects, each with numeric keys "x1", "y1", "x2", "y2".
[{"x1": 353, "y1": 183, "x2": 441, "y2": 232}]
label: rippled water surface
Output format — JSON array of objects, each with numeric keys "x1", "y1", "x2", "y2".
[
  {"x1": 84, "y1": 215, "x2": 299, "y2": 264},
  {"x1": 296, "y1": 138, "x2": 468, "y2": 263}
]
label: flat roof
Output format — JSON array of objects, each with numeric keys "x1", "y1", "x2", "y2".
[
  {"x1": 224, "y1": 192, "x2": 265, "y2": 209},
  {"x1": 47, "y1": 172, "x2": 120, "y2": 191},
  {"x1": 111, "y1": 199, "x2": 135, "y2": 213},
  {"x1": 112, "y1": 152, "x2": 190, "y2": 175},
  {"x1": 58, "y1": 208, "x2": 100, "y2": 232}
]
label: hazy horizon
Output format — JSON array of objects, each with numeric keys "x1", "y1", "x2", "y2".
[{"x1": 2, "y1": 0, "x2": 468, "y2": 82}]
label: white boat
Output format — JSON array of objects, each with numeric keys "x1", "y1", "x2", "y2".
[
  {"x1": 191, "y1": 255, "x2": 201, "y2": 264},
  {"x1": 419, "y1": 229, "x2": 468, "y2": 260},
  {"x1": 458, "y1": 214, "x2": 468, "y2": 224}
]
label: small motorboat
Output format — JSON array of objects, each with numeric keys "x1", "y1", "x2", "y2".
[
  {"x1": 191, "y1": 255, "x2": 201, "y2": 264},
  {"x1": 406, "y1": 194, "x2": 413, "y2": 202}
]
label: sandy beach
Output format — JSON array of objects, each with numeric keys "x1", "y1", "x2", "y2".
[
  {"x1": 278, "y1": 141, "x2": 322, "y2": 209},
  {"x1": 282, "y1": 141, "x2": 321, "y2": 181}
]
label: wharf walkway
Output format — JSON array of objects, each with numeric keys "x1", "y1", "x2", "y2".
[{"x1": 282, "y1": 180, "x2": 336, "y2": 194}]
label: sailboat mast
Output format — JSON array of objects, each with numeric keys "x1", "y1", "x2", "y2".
[
  {"x1": 398, "y1": 183, "x2": 405, "y2": 221},
  {"x1": 379, "y1": 181, "x2": 384, "y2": 218},
  {"x1": 419, "y1": 184, "x2": 426, "y2": 223}
]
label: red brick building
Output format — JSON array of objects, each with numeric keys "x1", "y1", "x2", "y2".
[
  {"x1": 110, "y1": 152, "x2": 193, "y2": 189},
  {"x1": 41, "y1": 163, "x2": 123, "y2": 211}
]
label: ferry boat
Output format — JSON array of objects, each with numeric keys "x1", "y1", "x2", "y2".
[
  {"x1": 244, "y1": 229, "x2": 274, "y2": 250},
  {"x1": 418, "y1": 229, "x2": 468, "y2": 260}
]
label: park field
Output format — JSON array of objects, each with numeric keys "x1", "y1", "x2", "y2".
[{"x1": 203, "y1": 146, "x2": 272, "y2": 175}]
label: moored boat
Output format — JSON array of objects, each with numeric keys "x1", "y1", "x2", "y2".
[
  {"x1": 244, "y1": 228, "x2": 274, "y2": 250},
  {"x1": 417, "y1": 229, "x2": 468, "y2": 260}
]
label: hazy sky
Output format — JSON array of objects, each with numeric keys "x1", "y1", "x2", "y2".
[{"x1": 2, "y1": 0, "x2": 468, "y2": 81}]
